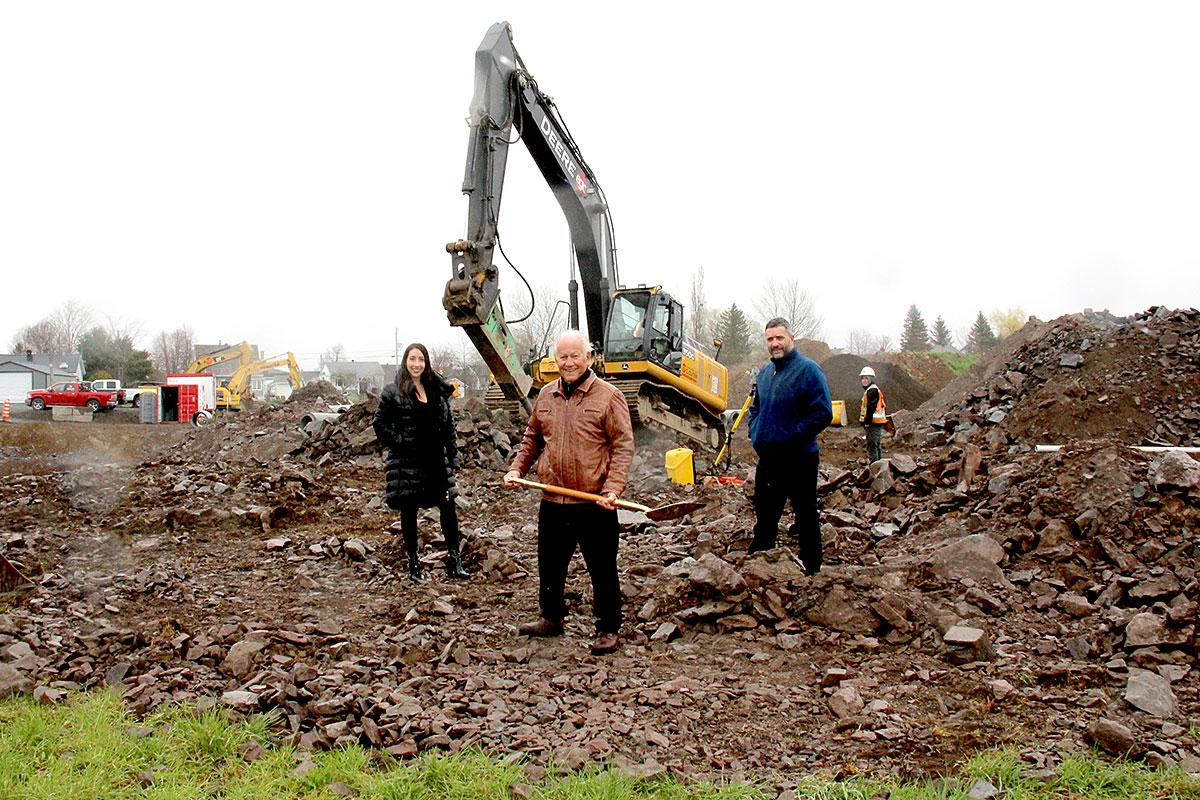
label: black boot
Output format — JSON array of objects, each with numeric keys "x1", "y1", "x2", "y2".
[
  {"x1": 440, "y1": 500, "x2": 468, "y2": 579},
  {"x1": 444, "y1": 549, "x2": 469, "y2": 579},
  {"x1": 404, "y1": 529, "x2": 423, "y2": 582},
  {"x1": 408, "y1": 557, "x2": 424, "y2": 582}
]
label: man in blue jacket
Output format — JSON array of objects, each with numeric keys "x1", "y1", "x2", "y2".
[{"x1": 746, "y1": 318, "x2": 832, "y2": 572}]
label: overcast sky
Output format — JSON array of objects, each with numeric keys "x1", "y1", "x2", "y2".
[{"x1": 2, "y1": 2, "x2": 1197, "y2": 369}]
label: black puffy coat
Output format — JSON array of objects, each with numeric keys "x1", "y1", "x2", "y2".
[{"x1": 372, "y1": 373, "x2": 459, "y2": 509}]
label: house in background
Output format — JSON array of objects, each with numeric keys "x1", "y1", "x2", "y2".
[
  {"x1": 300, "y1": 367, "x2": 330, "y2": 387},
  {"x1": 326, "y1": 361, "x2": 384, "y2": 395},
  {"x1": 252, "y1": 367, "x2": 302, "y2": 401},
  {"x1": 0, "y1": 351, "x2": 83, "y2": 404},
  {"x1": 381, "y1": 363, "x2": 399, "y2": 388}
]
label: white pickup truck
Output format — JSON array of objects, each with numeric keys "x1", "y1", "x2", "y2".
[{"x1": 88, "y1": 379, "x2": 155, "y2": 407}]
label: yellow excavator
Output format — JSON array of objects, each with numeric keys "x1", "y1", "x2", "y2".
[
  {"x1": 215, "y1": 353, "x2": 303, "y2": 410},
  {"x1": 443, "y1": 23, "x2": 729, "y2": 447},
  {"x1": 185, "y1": 341, "x2": 255, "y2": 375}
]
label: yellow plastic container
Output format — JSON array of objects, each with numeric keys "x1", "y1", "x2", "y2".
[
  {"x1": 665, "y1": 447, "x2": 695, "y2": 484},
  {"x1": 831, "y1": 400, "x2": 846, "y2": 427}
]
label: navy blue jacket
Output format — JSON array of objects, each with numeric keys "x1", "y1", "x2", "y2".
[{"x1": 747, "y1": 349, "x2": 832, "y2": 456}]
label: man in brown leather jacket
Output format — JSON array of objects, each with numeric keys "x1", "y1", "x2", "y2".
[{"x1": 504, "y1": 329, "x2": 635, "y2": 655}]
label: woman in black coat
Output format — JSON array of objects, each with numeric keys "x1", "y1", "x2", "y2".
[{"x1": 372, "y1": 343, "x2": 468, "y2": 581}]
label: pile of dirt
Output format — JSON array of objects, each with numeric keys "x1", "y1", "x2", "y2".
[
  {"x1": 820, "y1": 353, "x2": 933, "y2": 416},
  {"x1": 794, "y1": 338, "x2": 832, "y2": 364},
  {"x1": 287, "y1": 380, "x2": 348, "y2": 405},
  {"x1": 906, "y1": 307, "x2": 1200, "y2": 449},
  {"x1": 877, "y1": 352, "x2": 957, "y2": 396}
]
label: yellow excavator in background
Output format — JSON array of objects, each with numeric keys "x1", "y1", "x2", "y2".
[
  {"x1": 185, "y1": 341, "x2": 255, "y2": 375},
  {"x1": 216, "y1": 353, "x2": 303, "y2": 410}
]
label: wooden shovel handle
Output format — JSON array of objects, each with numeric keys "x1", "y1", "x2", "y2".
[{"x1": 509, "y1": 477, "x2": 651, "y2": 513}]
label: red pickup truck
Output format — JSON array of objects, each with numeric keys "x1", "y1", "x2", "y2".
[{"x1": 26, "y1": 382, "x2": 119, "y2": 412}]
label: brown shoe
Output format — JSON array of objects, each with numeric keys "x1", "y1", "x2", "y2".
[
  {"x1": 518, "y1": 617, "x2": 563, "y2": 637},
  {"x1": 590, "y1": 632, "x2": 619, "y2": 655}
]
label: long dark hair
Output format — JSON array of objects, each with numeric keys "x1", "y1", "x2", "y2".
[{"x1": 397, "y1": 342, "x2": 435, "y2": 397}]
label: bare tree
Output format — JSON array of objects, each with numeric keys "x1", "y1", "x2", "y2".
[
  {"x1": 506, "y1": 284, "x2": 570, "y2": 361},
  {"x1": 99, "y1": 315, "x2": 144, "y2": 373},
  {"x1": 10, "y1": 301, "x2": 95, "y2": 354},
  {"x1": 152, "y1": 326, "x2": 195, "y2": 374},
  {"x1": 688, "y1": 266, "x2": 712, "y2": 344},
  {"x1": 753, "y1": 278, "x2": 822, "y2": 340},
  {"x1": 104, "y1": 314, "x2": 145, "y2": 347},
  {"x1": 11, "y1": 319, "x2": 59, "y2": 353},
  {"x1": 322, "y1": 343, "x2": 347, "y2": 366},
  {"x1": 454, "y1": 338, "x2": 491, "y2": 392},
  {"x1": 846, "y1": 329, "x2": 892, "y2": 356},
  {"x1": 50, "y1": 300, "x2": 95, "y2": 352}
]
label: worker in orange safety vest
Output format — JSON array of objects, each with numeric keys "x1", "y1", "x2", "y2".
[{"x1": 858, "y1": 366, "x2": 888, "y2": 463}]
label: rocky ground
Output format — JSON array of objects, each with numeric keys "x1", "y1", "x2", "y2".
[{"x1": 1, "y1": 307, "x2": 1197, "y2": 784}]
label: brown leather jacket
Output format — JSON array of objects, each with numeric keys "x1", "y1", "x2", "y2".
[{"x1": 509, "y1": 371, "x2": 635, "y2": 504}]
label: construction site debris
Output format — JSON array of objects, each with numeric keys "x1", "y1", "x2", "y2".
[{"x1": 0, "y1": 306, "x2": 1196, "y2": 780}]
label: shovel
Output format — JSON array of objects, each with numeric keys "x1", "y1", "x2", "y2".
[
  {"x1": 0, "y1": 552, "x2": 32, "y2": 592},
  {"x1": 509, "y1": 478, "x2": 705, "y2": 521}
]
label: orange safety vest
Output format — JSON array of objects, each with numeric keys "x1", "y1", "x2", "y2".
[{"x1": 859, "y1": 384, "x2": 888, "y2": 424}]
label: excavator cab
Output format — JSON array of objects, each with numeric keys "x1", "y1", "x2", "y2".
[{"x1": 604, "y1": 287, "x2": 684, "y2": 375}]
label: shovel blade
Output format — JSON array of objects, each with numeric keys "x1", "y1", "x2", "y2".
[
  {"x1": 645, "y1": 501, "x2": 706, "y2": 522},
  {"x1": 0, "y1": 552, "x2": 32, "y2": 592}
]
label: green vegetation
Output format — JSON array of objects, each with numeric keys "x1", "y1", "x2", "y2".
[
  {"x1": 932, "y1": 351, "x2": 979, "y2": 376},
  {"x1": 2, "y1": 691, "x2": 1197, "y2": 799}
]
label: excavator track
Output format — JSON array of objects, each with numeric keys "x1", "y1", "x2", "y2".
[
  {"x1": 608, "y1": 379, "x2": 723, "y2": 449},
  {"x1": 484, "y1": 385, "x2": 527, "y2": 415},
  {"x1": 486, "y1": 379, "x2": 722, "y2": 449}
]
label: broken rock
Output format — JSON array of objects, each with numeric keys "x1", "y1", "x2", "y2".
[
  {"x1": 942, "y1": 625, "x2": 995, "y2": 664},
  {"x1": 222, "y1": 638, "x2": 267, "y2": 679},
  {"x1": 1124, "y1": 669, "x2": 1178, "y2": 718},
  {"x1": 1087, "y1": 718, "x2": 1141, "y2": 757},
  {"x1": 0, "y1": 663, "x2": 32, "y2": 698},
  {"x1": 925, "y1": 532, "x2": 1007, "y2": 587},
  {"x1": 828, "y1": 685, "x2": 864, "y2": 719},
  {"x1": 1149, "y1": 451, "x2": 1200, "y2": 492}
]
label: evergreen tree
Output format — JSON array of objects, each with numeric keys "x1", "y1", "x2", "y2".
[
  {"x1": 80, "y1": 327, "x2": 155, "y2": 383},
  {"x1": 931, "y1": 316, "x2": 954, "y2": 349},
  {"x1": 899, "y1": 305, "x2": 931, "y2": 352},
  {"x1": 715, "y1": 303, "x2": 753, "y2": 365},
  {"x1": 965, "y1": 311, "x2": 998, "y2": 354}
]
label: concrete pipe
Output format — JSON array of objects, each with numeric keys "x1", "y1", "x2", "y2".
[{"x1": 300, "y1": 412, "x2": 342, "y2": 436}]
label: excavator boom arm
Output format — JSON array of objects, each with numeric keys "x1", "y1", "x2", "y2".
[
  {"x1": 185, "y1": 341, "x2": 254, "y2": 374},
  {"x1": 225, "y1": 353, "x2": 303, "y2": 396},
  {"x1": 445, "y1": 22, "x2": 619, "y2": 413}
]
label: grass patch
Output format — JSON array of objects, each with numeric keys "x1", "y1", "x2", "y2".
[
  {"x1": 931, "y1": 352, "x2": 980, "y2": 376},
  {"x1": 1, "y1": 691, "x2": 1197, "y2": 799}
]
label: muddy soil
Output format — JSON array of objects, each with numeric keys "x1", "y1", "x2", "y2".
[{"x1": 1, "y1": 308, "x2": 1197, "y2": 783}]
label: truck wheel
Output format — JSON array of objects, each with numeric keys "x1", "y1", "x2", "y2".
[
  {"x1": 86, "y1": 399, "x2": 101, "y2": 412},
  {"x1": 31, "y1": 398, "x2": 46, "y2": 411}
]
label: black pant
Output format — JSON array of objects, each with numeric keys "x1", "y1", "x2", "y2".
[
  {"x1": 399, "y1": 499, "x2": 460, "y2": 557},
  {"x1": 751, "y1": 449, "x2": 822, "y2": 573},
  {"x1": 537, "y1": 500, "x2": 622, "y2": 634}
]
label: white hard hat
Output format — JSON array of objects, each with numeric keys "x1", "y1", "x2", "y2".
[{"x1": 859, "y1": 366, "x2": 876, "y2": 378}]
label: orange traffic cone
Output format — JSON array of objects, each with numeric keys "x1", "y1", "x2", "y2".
[{"x1": 1, "y1": 399, "x2": 9, "y2": 422}]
